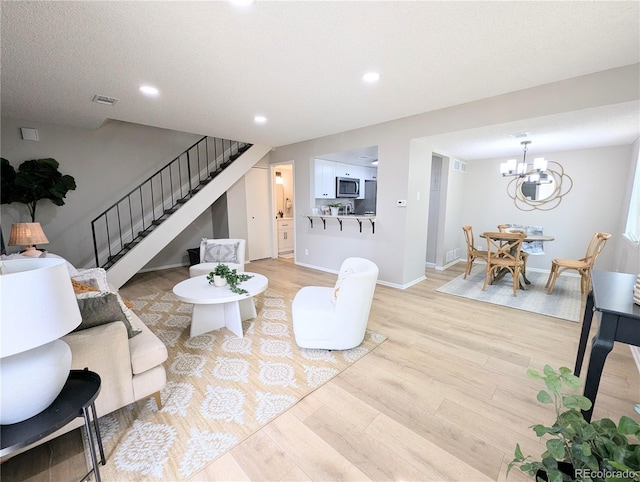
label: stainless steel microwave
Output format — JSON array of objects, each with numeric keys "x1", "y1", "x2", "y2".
[{"x1": 336, "y1": 177, "x2": 359, "y2": 198}]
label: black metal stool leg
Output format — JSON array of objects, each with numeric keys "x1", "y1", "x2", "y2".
[
  {"x1": 82, "y1": 407, "x2": 101, "y2": 482},
  {"x1": 90, "y1": 402, "x2": 105, "y2": 465}
]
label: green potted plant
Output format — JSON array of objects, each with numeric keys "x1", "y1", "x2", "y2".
[
  {"x1": 1, "y1": 158, "x2": 76, "y2": 222},
  {"x1": 327, "y1": 202, "x2": 342, "y2": 216},
  {"x1": 207, "y1": 264, "x2": 253, "y2": 295},
  {"x1": 508, "y1": 365, "x2": 640, "y2": 482}
]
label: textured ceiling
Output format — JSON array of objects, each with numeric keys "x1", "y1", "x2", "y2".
[{"x1": 1, "y1": 1, "x2": 639, "y2": 159}]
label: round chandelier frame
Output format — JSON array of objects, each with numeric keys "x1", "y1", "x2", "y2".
[{"x1": 506, "y1": 160, "x2": 573, "y2": 211}]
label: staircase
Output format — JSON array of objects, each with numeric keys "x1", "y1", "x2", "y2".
[{"x1": 91, "y1": 136, "x2": 271, "y2": 289}]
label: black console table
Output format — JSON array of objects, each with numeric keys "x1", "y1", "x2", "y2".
[
  {"x1": 0, "y1": 369, "x2": 105, "y2": 482},
  {"x1": 575, "y1": 270, "x2": 640, "y2": 422}
]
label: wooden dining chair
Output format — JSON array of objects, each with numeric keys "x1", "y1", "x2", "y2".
[
  {"x1": 497, "y1": 224, "x2": 529, "y2": 278},
  {"x1": 545, "y1": 232, "x2": 612, "y2": 295},
  {"x1": 482, "y1": 231, "x2": 526, "y2": 297},
  {"x1": 462, "y1": 226, "x2": 488, "y2": 279}
]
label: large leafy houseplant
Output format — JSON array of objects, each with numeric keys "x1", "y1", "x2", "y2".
[
  {"x1": 1, "y1": 158, "x2": 76, "y2": 221},
  {"x1": 508, "y1": 365, "x2": 640, "y2": 482}
]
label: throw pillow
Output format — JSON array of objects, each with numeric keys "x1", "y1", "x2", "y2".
[
  {"x1": 71, "y1": 279, "x2": 99, "y2": 294},
  {"x1": 72, "y1": 268, "x2": 110, "y2": 292},
  {"x1": 332, "y1": 265, "x2": 355, "y2": 303},
  {"x1": 202, "y1": 241, "x2": 240, "y2": 264},
  {"x1": 75, "y1": 292, "x2": 141, "y2": 338}
]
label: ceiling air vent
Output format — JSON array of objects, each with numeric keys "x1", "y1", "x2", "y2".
[
  {"x1": 510, "y1": 132, "x2": 530, "y2": 139},
  {"x1": 92, "y1": 94, "x2": 119, "y2": 106}
]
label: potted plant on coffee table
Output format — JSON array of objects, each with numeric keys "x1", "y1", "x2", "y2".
[
  {"x1": 207, "y1": 264, "x2": 253, "y2": 295},
  {"x1": 508, "y1": 365, "x2": 640, "y2": 482}
]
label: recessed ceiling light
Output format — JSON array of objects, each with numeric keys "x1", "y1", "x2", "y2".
[
  {"x1": 362, "y1": 72, "x2": 380, "y2": 83},
  {"x1": 230, "y1": 0, "x2": 255, "y2": 7},
  {"x1": 254, "y1": 115, "x2": 267, "y2": 124},
  {"x1": 139, "y1": 85, "x2": 159, "y2": 96}
]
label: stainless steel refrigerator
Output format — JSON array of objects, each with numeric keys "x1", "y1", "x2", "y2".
[{"x1": 355, "y1": 180, "x2": 377, "y2": 215}]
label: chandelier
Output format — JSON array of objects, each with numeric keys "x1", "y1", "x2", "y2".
[
  {"x1": 500, "y1": 140, "x2": 573, "y2": 211},
  {"x1": 500, "y1": 140, "x2": 549, "y2": 183}
]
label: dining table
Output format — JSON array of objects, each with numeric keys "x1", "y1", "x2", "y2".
[{"x1": 480, "y1": 232, "x2": 555, "y2": 289}]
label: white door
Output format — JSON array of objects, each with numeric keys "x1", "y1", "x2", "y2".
[{"x1": 245, "y1": 167, "x2": 271, "y2": 260}]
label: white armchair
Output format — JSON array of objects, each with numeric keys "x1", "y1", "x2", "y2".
[
  {"x1": 188, "y1": 238, "x2": 246, "y2": 278},
  {"x1": 292, "y1": 257, "x2": 379, "y2": 350}
]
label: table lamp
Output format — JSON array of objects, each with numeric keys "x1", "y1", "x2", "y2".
[
  {"x1": 0, "y1": 258, "x2": 82, "y2": 424},
  {"x1": 8, "y1": 222, "x2": 49, "y2": 257}
]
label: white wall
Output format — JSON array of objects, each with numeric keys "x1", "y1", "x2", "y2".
[
  {"x1": 270, "y1": 66, "x2": 639, "y2": 286},
  {"x1": 461, "y1": 145, "x2": 632, "y2": 271},
  {"x1": 1, "y1": 118, "x2": 212, "y2": 269},
  {"x1": 2, "y1": 65, "x2": 637, "y2": 281},
  {"x1": 615, "y1": 137, "x2": 640, "y2": 273}
]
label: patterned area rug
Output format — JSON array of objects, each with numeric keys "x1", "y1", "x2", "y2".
[
  {"x1": 88, "y1": 289, "x2": 386, "y2": 480},
  {"x1": 436, "y1": 268, "x2": 584, "y2": 322}
]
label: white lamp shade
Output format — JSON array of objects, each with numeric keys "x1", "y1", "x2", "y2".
[
  {"x1": 1, "y1": 258, "x2": 81, "y2": 357},
  {"x1": 534, "y1": 157, "x2": 548, "y2": 171}
]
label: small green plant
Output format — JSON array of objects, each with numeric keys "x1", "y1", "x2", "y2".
[
  {"x1": 327, "y1": 202, "x2": 342, "y2": 208},
  {"x1": 508, "y1": 365, "x2": 640, "y2": 482},
  {"x1": 207, "y1": 264, "x2": 253, "y2": 295}
]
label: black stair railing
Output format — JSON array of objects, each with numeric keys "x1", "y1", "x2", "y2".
[{"x1": 91, "y1": 136, "x2": 252, "y2": 269}]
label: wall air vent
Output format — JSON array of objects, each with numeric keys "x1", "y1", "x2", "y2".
[
  {"x1": 452, "y1": 159, "x2": 467, "y2": 173},
  {"x1": 92, "y1": 95, "x2": 119, "y2": 106}
]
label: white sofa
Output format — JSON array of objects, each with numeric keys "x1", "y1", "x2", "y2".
[
  {"x1": 292, "y1": 257, "x2": 379, "y2": 350},
  {"x1": 0, "y1": 257, "x2": 168, "y2": 459}
]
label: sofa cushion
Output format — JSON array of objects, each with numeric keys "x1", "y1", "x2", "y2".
[
  {"x1": 128, "y1": 317, "x2": 169, "y2": 375},
  {"x1": 75, "y1": 292, "x2": 141, "y2": 338}
]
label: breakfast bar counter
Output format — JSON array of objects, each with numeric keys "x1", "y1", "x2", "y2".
[{"x1": 305, "y1": 214, "x2": 376, "y2": 233}]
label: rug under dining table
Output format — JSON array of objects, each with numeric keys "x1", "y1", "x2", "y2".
[{"x1": 436, "y1": 268, "x2": 584, "y2": 322}]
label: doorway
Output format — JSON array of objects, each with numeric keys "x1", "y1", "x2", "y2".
[
  {"x1": 426, "y1": 154, "x2": 443, "y2": 266},
  {"x1": 272, "y1": 163, "x2": 295, "y2": 259}
]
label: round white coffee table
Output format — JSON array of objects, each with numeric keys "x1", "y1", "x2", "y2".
[{"x1": 172, "y1": 272, "x2": 268, "y2": 338}]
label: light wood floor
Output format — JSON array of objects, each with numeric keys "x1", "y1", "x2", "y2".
[{"x1": 2, "y1": 258, "x2": 638, "y2": 481}]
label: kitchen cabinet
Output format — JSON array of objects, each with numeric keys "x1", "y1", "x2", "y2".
[
  {"x1": 363, "y1": 167, "x2": 377, "y2": 180},
  {"x1": 277, "y1": 218, "x2": 293, "y2": 254},
  {"x1": 314, "y1": 159, "x2": 336, "y2": 198},
  {"x1": 335, "y1": 163, "x2": 363, "y2": 179}
]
